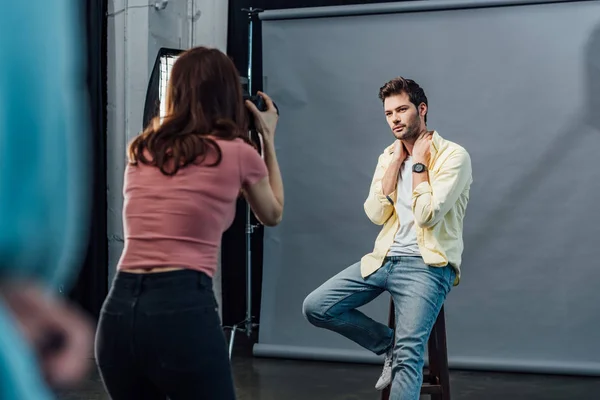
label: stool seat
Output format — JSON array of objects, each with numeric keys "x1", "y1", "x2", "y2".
[{"x1": 381, "y1": 300, "x2": 451, "y2": 400}]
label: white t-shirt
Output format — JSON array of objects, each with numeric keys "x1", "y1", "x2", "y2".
[{"x1": 387, "y1": 156, "x2": 421, "y2": 257}]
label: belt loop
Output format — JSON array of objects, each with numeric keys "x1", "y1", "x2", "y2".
[{"x1": 197, "y1": 272, "x2": 210, "y2": 289}]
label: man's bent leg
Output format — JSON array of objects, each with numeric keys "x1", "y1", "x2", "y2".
[
  {"x1": 386, "y1": 257, "x2": 455, "y2": 400},
  {"x1": 302, "y1": 261, "x2": 393, "y2": 355}
]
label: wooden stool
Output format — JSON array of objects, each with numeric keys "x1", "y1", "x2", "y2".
[{"x1": 380, "y1": 299, "x2": 451, "y2": 400}]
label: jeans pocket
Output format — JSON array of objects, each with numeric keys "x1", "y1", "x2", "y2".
[
  {"x1": 151, "y1": 306, "x2": 226, "y2": 373},
  {"x1": 428, "y1": 264, "x2": 454, "y2": 298},
  {"x1": 444, "y1": 266, "x2": 456, "y2": 294}
]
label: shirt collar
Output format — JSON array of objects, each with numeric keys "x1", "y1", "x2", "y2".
[{"x1": 430, "y1": 130, "x2": 441, "y2": 163}]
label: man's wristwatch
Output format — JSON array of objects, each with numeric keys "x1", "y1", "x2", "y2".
[{"x1": 412, "y1": 163, "x2": 427, "y2": 173}]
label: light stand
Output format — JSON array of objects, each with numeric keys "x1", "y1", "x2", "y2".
[{"x1": 227, "y1": 6, "x2": 263, "y2": 360}]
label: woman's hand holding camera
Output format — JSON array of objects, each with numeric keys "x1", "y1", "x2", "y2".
[
  {"x1": 242, "y1": 91, "x2": 284, "y2": 226},
  {"x1": 245, "y1": 91, "x2": 278, "y2": 144}
]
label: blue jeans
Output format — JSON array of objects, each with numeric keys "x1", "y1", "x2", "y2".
[{"x1": 303, "y1": 256, "x2": 455, "y2": 400}]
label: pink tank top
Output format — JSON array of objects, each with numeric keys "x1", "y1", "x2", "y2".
[{"x1": 117, "y1": 138, "x2": 268, "y2": 278}]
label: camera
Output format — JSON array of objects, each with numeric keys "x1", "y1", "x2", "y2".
[{"x1": 243, "y1": 92, "x2": 279, "y2": 131}]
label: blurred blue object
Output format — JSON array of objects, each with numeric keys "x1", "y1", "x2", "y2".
[
  {"x1": 0, "y1": 0, "x2": 91, "y2": 398},
  {"x1": 0, "y1": 302, "x2": 57, "y2": 399},
  {"x1": 0, "y1": 0, "x2": 90, "y2": 289}
]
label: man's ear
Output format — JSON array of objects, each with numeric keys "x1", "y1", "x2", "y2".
[{"x1": 419, "y1": 102, "x2": 428, "y2": 118}]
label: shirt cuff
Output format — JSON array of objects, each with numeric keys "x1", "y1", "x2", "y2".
[
  {"x1": 378, "y1": 190, "x2": 396, "y2": 205},
  {"x1": 374, "y1": 181, "x2": 396, "y2": 205},
  {"x1": 412, "y1": 181, "x2": 432, "y2": 198}
]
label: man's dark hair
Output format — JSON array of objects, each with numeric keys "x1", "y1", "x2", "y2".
[{"x1": 378, "y1": 77, "x2": 428, "y2": 123}]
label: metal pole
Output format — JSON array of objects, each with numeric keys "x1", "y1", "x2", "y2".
[
  {"x1": 243, "y1": 5, "x2": 263, "y2": 339},
  {"x1": 228, "y1": 6, "x2": 263, "y2": 359},
  {"x1": 245, "y1": 206, "x2": 253, "y2": 339},
  {"x1": 245, "y1": 7, "x2": 255, "y2": 339}
]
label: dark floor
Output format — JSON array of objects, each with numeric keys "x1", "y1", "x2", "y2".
[{"x1": 58, "y1": 334, "x2": 600, "y2": 400}]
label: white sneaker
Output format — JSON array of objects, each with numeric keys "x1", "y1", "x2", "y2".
[{"x1": 375, "y1": 347, "x2": 393, "y2": 391}]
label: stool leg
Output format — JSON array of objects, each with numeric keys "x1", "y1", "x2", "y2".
[
  {"x1": 427, "y1": 314, "x2": 441, "y2": 400},
  {"x1": 380, "y1": 297, "x2": 395, "y2": 400},
  {"x1": 436, "y1": 307, "x2": 451, "y2": 400},
  {"x1": 381, "y1": 384, "x2": 391, "y2": 400}
]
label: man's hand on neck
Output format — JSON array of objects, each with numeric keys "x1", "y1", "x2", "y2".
[
  {"x1": 382, "y1": 140, "x2": 407, "y2": 196},
  {"x1": 403, "y1": 129, "x2": 430, "y2": 156}
]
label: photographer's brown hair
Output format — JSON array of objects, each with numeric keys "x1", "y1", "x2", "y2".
[{"x1": 128, "y1": 46, "x2": 252, "y2": 176}]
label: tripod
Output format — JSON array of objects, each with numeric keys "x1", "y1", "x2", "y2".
[{"x1": 226, "y1": 6, "x2": 263, "y2": 360}]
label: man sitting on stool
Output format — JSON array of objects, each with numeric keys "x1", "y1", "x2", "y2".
[{"x1": 303, "y1": 77, "x2": 472, "y2": 400}]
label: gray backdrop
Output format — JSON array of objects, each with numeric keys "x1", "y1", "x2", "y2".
[{"x1": 254, "y1": 0, "x2": 600, "y2": 375}]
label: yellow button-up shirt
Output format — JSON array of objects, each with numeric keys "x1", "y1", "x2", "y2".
[{"x1": 361, "y1": 131, "x2": 472, "y2": 286}]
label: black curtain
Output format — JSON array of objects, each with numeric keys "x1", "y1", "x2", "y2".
[
  {"x1": 68, "y1": 0, "x2": 109, "y2": 321},
  {"x1": 223, "y1": 0, "x2": 403, "y2": 330}
]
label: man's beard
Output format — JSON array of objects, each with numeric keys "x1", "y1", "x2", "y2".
[{"x1": 397, "y1": 115, "x2": 421, "y2": 142}]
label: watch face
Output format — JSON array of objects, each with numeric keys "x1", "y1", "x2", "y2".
[{"x1": 413, "y1": 163, "x2": 425, "y2": 173}]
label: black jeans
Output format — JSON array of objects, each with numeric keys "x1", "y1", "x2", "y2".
[{"x1": 95, "y1": 269, "x2": 235, "y2": 400}]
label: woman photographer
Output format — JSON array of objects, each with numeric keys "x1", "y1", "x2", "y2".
[{"x1": 95, "y1": 46, "x2": 283, "y2": 399}]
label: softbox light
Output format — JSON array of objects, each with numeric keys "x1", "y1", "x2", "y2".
[{"x1": 142, "y1": 47, "x2": 183, "y2": 129}]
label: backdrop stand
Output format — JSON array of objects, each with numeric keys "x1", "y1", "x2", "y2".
[{"x1": 226, "y1": 6, "x2": 263, "y2": 360}]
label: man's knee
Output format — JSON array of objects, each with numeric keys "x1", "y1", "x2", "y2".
[{"x1": 302, "y1": 290, "x2": 329, "y2": 326}]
